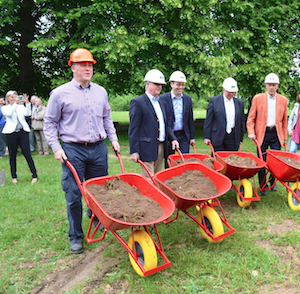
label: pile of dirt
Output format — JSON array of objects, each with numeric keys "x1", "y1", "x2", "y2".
[
  {"x1": 175, "y1": 157, "x2": 215, "y2": 170},
  {"x1": 202, "y1": 158, "x2": 215, "y2": 170},
  {"x1": 87, "y1": 178, "x2": 164, "y2": 223},
  {"x1": 278, "y1": 156, "x2": 300, "y2": 168},
  {"x1": 223, "y1": 154, "x2": 257, "y2": 167},
  {"x1": 163, "y1": 169, "x2": 218, "y2": 198}
]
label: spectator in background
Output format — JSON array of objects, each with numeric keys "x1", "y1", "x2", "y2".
[
  {"x1": 28, "y1": 95, "x2": 37, "y2": 152},
  {"x1": 17, "y1": 94, "x2": 36, "y2": 151},
  {"x1": 287, "y1": 90, "x2": 300, "y2": 153},
  {"x1": 0, "y1": 96, "x2": 6, "y2": 158},
  {"x1": 1, "y1": 91, "x2": 38, "y2": 184},
  {"x1": 32, "y1": 97, "x2": 49, "y2": 156}
]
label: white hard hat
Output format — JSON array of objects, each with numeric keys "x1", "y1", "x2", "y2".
[
  {"x1": 222, "y1": 77, "x2": 238, "y2": 92},
  {"x1": 264, "y1": 73, "x2": 279, "y2": 84},
  {"x1": 144, "y1": 69, "x2": 166, "y2": 84},
  {"x1": 169, "y1": 70, "x2": 187, "y2": 83}
]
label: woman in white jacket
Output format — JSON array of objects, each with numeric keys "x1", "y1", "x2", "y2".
[
  {"x1": 2, "y1": 90, "x2": 38, "y2": 184},
  {"x1": 288, "y1": 91, "x2": 300, "y2": 153}
]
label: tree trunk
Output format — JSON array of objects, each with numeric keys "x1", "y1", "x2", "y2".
[{"x1": 18, "y1": 0, "x2": 35, "y2": 95}]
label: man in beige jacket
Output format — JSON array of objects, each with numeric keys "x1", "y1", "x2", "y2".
[
  {"x1": 247, "y1": 73, "x2": 288, "y2": 195},
  {"x1": 32, "y1": 97, "x2": 49, "y2": 156}
]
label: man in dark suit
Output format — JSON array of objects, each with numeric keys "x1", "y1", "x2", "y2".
[
  {"x1": 128, "y1": 69, "x2": 179, "y2": 178},
  {"x1": 160, "y1": 70, "x2": 195, "y2": 167},
  {"x1": 203, "y1": 77, "x2": 245, "y2": 151}
]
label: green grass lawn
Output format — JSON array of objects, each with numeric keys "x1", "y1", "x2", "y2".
[
  {"x1": 111, "y1": 108, "x2": 206, "y2": 124},
  {"x1": 1, "y1": 126, "x2": 300, "y2": 294}
]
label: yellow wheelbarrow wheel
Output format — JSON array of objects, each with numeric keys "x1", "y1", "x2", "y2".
[
  {"x1": 128, "y1": 230, "x2": 157, "y2": 276},
  {"x1": 236, "y1": 179, "x2": 252, "y2": 208},
  {"x1": 197, "y1": 205, "x2": 224, "y2": 243},
  {"x1": 288, "y1": 183, "x2": 300, "y2": 211}
]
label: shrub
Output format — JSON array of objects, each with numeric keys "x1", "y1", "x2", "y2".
[{"x1": 109, "y1": 93, "x2": 135, "y2": 111}]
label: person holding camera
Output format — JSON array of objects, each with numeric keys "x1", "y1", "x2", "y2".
[
  {"x1": 1, "y1": 90, "x2": 38, "y2": 184},
  {"x1": 0, "y1": 96, "x2": 6, "y2": 158}
]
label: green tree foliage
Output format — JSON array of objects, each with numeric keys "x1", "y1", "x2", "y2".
[
  {"x1": 212, "y1": 0, "x2": 300, "y2": 106},
  {"x1": 1, "y1": 0, "x2": 300, "y2": 105}
]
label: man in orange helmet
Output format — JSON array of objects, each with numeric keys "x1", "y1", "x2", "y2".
[{"x1": 44, "y1": 48, "x2": 120, "y2": 254}]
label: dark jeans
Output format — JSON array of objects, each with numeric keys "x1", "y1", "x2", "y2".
[
  {"x1": 0, "y1": 126, "x2": 5, "y2": 157},
  {"x1": 258, "y1": 129, "x2": 280, "y2": 186},
  {"x1": 61, "y1": 141, "x2": 108, "y2": 244},
  {"x1": 5, "y1": 130, "x2": 37, "y2": 179},
  {"x1": 165, "y1": 131, "x2": 190, "y2": 168}
]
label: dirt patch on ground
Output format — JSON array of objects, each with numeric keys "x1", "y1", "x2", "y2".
[
  {"x1": 259, "y1": 240, "x2": 300, "y2": 267},
  {"x1": 258, "y1": 220, "x2": 300, "y2": 268},
  {"x1": 163, "y1": 169, "x2": 218, "y2": 198},
  {"x1": 266, "y1": 219, "x2": 300, "y2": 235},
  {"x1": 278, "y1": 156, "x2": 300, "y2": 168},
  {"x1": 83, "y1": 280, "x2": 129, "y2": 294},
  {"x1": 223, "y1": 155, "x2": 257, "y2": 167},
  {"x1": 258, "y1": 284, "x2": 300, "y2": 294},
  {"x1": 87, "y1": 178, "x2": 164, "y2": 223},
  {"x1": 256, "y1": 219, "x2": 300, "y2": 294},
  {"x1": 29, "y1": 243, "x2": 119, "y2": 294}
]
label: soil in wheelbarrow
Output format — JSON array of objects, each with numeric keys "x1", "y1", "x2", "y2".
[
  {"x1": 175, "y1": 157, "x2": 215, "y2": 170},
  {"x1": 163, "y1": 170, "x2": 218, "y2": 198},
  {"x1": 278, "y1": 156, "x2": 300, "y2": 168},
  {"x1": 223, "y1": 154, "x2": 257, "y2": 167},
  {"x1": 87, "y1": 178, "x2": 164, "y2": 223}
]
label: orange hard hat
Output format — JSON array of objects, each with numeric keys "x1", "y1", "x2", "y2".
[{"x1": 68, "y1": 48, "x2": 96, "y2": 66}]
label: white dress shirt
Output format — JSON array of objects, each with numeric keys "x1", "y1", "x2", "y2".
[
  {"x1": 223, "y1": 94, "x2": 235, "y2": 133},
  {"x1": 146, "y1": 91, "x2": 165, "y2": 142},
  {"x1": 267, "y1": 92, "x2": 276, "y2": 127}
]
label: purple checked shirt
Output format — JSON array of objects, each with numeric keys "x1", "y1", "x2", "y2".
[{"x1": 44, "y1": 78, "x2": 118, "y2": 153}]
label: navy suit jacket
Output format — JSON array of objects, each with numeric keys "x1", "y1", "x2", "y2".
[
  {"x1": 128, "y1": 93, "x2": 177, "y2": 162},
  {"x1": 159, "y1": 92, "x2": 195, "y2": 141},
  {"x1": 203, "y1": 94, "x2": 245, "y2": 149}
]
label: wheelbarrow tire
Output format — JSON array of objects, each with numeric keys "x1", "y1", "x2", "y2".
[
  {"x1": 197, "y1": 206, "x2": 224, "y2": 243},
  {"x1": 288, "y1": 183, "x2": 300, "y2": 211},
  {"x1": 128, "y1": 230, "x2": 157, "y2": 277},
  {"x1": 236, "y1": 179, "x2": 252, "y2": 208}
]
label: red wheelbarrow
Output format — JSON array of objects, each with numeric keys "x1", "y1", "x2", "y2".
[
  {"x1": 154, "y1": 161, "x2": 235, "y2": 243},
  {"x1": 66, "y1": 152, "x2": 175, "y2": 277},
  {"x1": 262, "y1": 148, "x2": 300, "y2": 211},
  {"x1": 211, "y1": 140, "x2": 266, "y2": 208},
  {"x1": 167, "y1": 144, "x2": 224, "y2": 172}
]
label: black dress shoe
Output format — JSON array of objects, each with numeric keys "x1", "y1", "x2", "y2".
[
  {"x1": 271, "y1": 184, "x2": 277, "y2": 191},
  {"x1": 70, "y1": 242, "x2": 83, "y2": 254},
  {"x1": 261, "y1": 190, "x2": 268, "y2": 196}
]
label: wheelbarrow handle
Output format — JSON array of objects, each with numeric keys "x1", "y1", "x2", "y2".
[
  {"x1": 137, "y1": 159, "x2": 158, "y2": 187},
  {"x1": 64, "y1": 159, "x2": 90, "y2": 206},
  {"x1": 208, "y1": 142, "x2": 216, "y2": 159},
  {"x1": 252, "y1": 139, "x2": 263, "y2": 160},
  {"x1": 113, "y1": 149, "x2": 125, "y2": 173},
  {"x1": 175, "y1": 147, "x2": 186, "y2": 163},
  {"x1": 191, "y1": 143, "x2": 197, "y2": 154}
]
